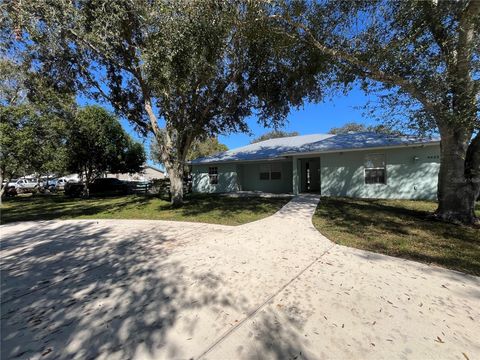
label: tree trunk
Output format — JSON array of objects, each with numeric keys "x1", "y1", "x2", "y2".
[
  {"x1": 82, "y1": 169, "x2": 91, "y2": 198},
  {"x1": 0, "y1": 173, "x2": 13, "y2": 203},
  {"x1": 142, "y1": 96, "x2": 194, "y2": 206},
  {"x1": 435, "y1": 127, "x2": 479, "y2": 224},
  {"x1": 82, "y1": 186, "x2": 90, "y2": 198},
  {"x1": 0, "y1": 173, "x2": 5, "y2": 204},
  {"x1": 169, "y1": 167, "x2": 184, "y2": 206}
]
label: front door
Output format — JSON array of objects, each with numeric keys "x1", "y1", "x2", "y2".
[
  {"x1": 305, "y1": 161, "x2": 311, "y2": 191},
  {"x1": 301, "y1": 158, "x2": 320, "y2": 193}
]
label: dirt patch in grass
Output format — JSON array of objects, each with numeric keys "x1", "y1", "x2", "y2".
[
  {"x1": 312, "y1": 197, "x2": 480, "y2": 276},
  {"x1": 0, "y1": 193, "x2": 290, "y2": 226}
]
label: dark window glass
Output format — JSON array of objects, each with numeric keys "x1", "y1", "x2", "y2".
[
  {"x1": 365, "y1": 169, "x2": 386, "y2": 184},
  {"x1": 259, "y1": 172, "x2": 270, "y2": 180},
  {"x1": 270, "y1": 164, "x2": 281, "y2": 180},
  {"x1": 208, "y1": 167, "x2": 218, "y2": 184},
  {"x1": 271, "y1": 172, "x2": 281, "y2": 180}
]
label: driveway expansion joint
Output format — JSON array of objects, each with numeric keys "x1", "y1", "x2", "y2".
[{"x1": 196, "y1": 243, "x2": 336, "y2": 359}]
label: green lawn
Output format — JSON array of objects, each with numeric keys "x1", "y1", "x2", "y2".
[
  {"x1": 0, "y1": 194, "x2": 290, "y2": 226},
  {"x1": 313, "y1": 197, "x2": 480, "y2": 276}
]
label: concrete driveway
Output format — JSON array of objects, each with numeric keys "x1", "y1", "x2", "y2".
[{"x1": 1, "y1": 195, "x2": 479, "y2": 359}]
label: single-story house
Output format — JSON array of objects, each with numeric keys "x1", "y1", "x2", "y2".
[
  {"x1": 190, "y1": 132, "x2": 441, "y2": 200},
  {"x1": 106, "y1": 165, "x2": 165, "y2": 182}
]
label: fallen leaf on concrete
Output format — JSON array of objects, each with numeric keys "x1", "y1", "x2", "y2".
[{"x1": 435, "y1": 336, "x2": 445, "y2": 343}]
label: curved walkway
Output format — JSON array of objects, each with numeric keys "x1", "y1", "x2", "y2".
[{"x1": 1, "y1": 195, "x2": 478, "y2": 359}]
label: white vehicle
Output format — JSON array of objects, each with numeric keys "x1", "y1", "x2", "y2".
[
  {"x1": 10, "y1": 179, "x2": 39, "y2": 193},
  {"x1": 55, "y1": 178, "x2": 70, "y2": 191}
]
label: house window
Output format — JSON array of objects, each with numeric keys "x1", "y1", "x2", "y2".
[
  {"x1": 365, "y1": 154, "x2": 386, "y2": 184},
  {"x1": 208, "y1": 167, "x2": 218, "y2": 184},
  {"x1": 259, "y1": 164, "x2": 282, "y2": 180},
  {"x1": 270, "y1": 163, "x2": 282, "y2": 180},
  {"x1": 259, "y1": 165, "x2": 270, "y2": 180}
]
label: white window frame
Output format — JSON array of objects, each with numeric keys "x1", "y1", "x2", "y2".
[
  {"x1": 259, "y1": 163, "x2": 282, "y2": 181},
  {"x1": 364, "y1": 153, "x2": 386, "y2": 185}
]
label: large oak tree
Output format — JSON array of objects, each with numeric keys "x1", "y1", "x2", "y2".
[
  {"x1": 263, "y1": 0, "x2": 479, "y2": 224},
  {"x1": 5, "y1": 0, "x2": 292, "y2": 205}
]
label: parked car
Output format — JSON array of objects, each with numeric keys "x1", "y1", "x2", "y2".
[
  {"x1": 65, "y1": 178, "x2": 130, "y2": 197},
  {"x1": 9, "y1": 179, "x2": 39, "y2": 193},
  {"x1": 39, "y1": 178, "x2": 58, "y2": 192},
  {"x1": 55, "y1": 178, "x2": 70, "y2": 191}
]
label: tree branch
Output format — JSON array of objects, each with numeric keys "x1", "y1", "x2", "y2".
[
  {"x1": 422, "y1": 1, "x2": 454, "y2": 66},
  {"x1": 277, "y1": 14, "x2": 440, "y2": 114},
  {"x1": 456, "y1": 0, "x2": 480, "y2": 81}
]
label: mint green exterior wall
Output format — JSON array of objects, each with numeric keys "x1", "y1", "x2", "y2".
[
  {"x1": 191, "y1": 161, "x2": 292, "y2": 193},
  {"x1": 238, "y1": 161, "x2": 292, "y2": 193},
  {"x1": 191, "y1": 163, "x2": 239, "y2": 193},
  {"x1": 192, "y1": 145, "x2": 440, "y2": 199},
  {"x1": 320, "y1": 145, "x2": 440, "y2": 200}
]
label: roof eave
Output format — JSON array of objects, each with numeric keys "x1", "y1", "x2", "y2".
[
  {"x1": 282, "y1": 141, "x2": 440, "y2": 157},
  {"x1": 188, "y1": 156, "x2": 291, "y2": 165}
]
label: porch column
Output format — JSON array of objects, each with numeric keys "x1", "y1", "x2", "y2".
[{"x1": 292, "y1": 156, "x2": 300, "y2": 195}]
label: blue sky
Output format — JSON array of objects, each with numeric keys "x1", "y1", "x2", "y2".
[
  {"x1": 80, "y1": 85, "x2": 379, "y2": 169},
  {"x1": 218, "y1": 87, "x2": 376, "y2": 149}
]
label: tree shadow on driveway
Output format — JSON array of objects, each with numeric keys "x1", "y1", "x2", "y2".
[{"x1": 0, "y1": 221, "x2": 241, "y2": 359}]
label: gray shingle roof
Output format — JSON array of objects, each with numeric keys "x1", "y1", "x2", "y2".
[{"x1": 190, "y1": 132, "x2": 440, "y2": 164}]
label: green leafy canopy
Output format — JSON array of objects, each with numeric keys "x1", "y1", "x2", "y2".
[{"x1": 66, "y1": 106, "x2": 146, "y2": 183}]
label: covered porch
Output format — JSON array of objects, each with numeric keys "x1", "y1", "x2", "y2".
[
  {"x1": 292, "y1": 156, "x2": 321, "y2": 195},
  {"x1": 191, "y1": 155, "x2": 323, "y2": 195},
  {"x1": 235, "y1": 156, "x2": 321, "y2": 195}
]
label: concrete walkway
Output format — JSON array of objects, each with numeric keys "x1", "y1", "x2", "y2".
[{"x1": 1, "y1": 195, "x2": 479, "y2": 359}]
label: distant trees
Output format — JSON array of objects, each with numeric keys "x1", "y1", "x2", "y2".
[
  {"x1": 66, "y1": 106, "x2": 146, "y2": 197},
  {"x1": 0, "y1": 57, "x2": 145, "y2": 199},
  {"x1": 251, "y1": 130, "x2": 300, "y2": 143},
  {"x1": 328, "y1": 122, "x2": 402, "y2": 135},
  {"x1": 151, "y1": 136, "x2": 228, "y2": 169},
  {"x1": 186, "y1": 137, "x2": 228, "y2": 161},
  {"x1": 0, "y1": 59, "x2": 74, "y2": 198},
  {"x1": 0, "y1": 106, "x2": 39, "y2": 197}
]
